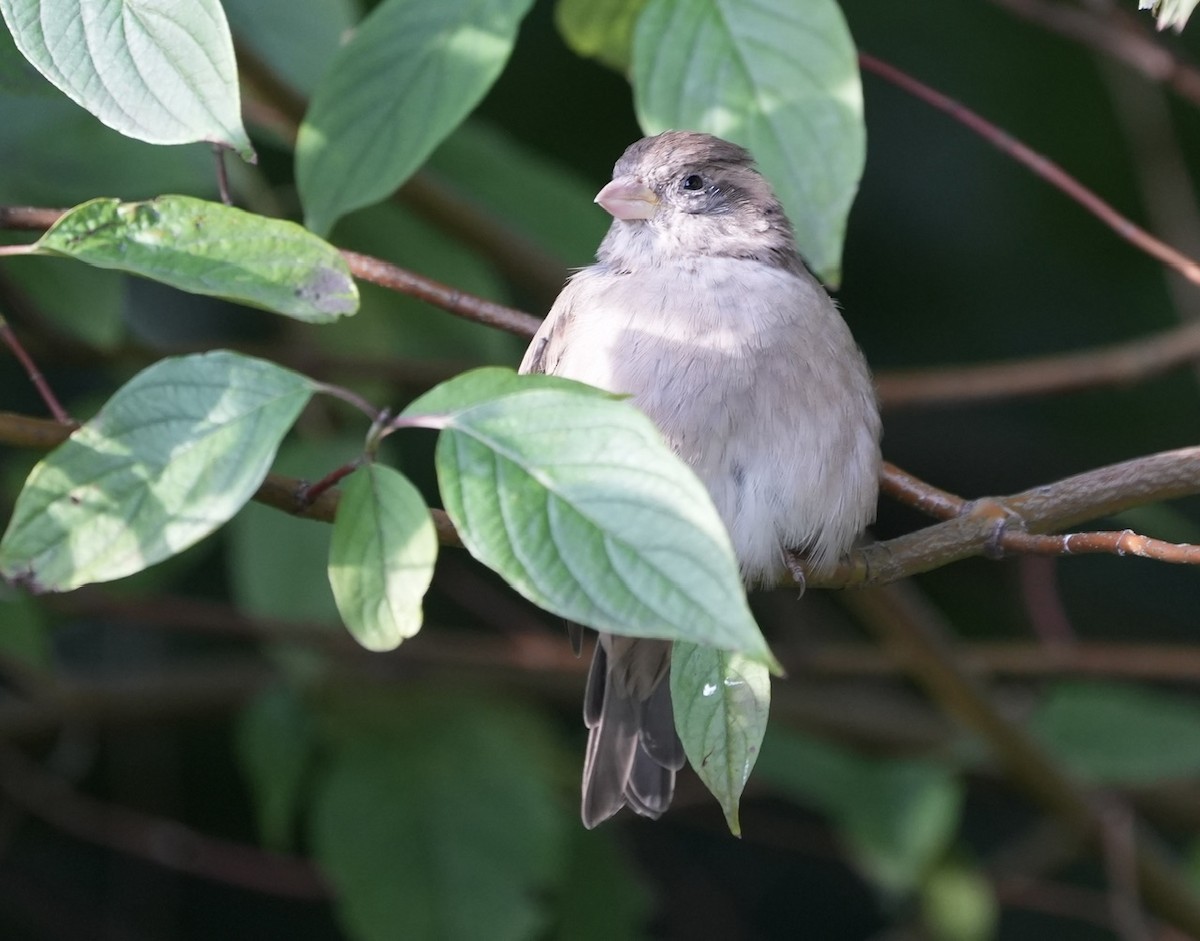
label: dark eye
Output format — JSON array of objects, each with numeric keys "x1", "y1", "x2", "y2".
[{"x1": 681, "y1": 174, "x2": 705, "y2": 191}]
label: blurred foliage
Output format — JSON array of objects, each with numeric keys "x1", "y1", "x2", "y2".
[{"x1": 0, "y1": 0, "x2": 1199, "y2": 940}]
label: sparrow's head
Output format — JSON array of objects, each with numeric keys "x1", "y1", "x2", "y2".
[{"x1": 594, "y1": 130, "x2": 800, "y2": 271}]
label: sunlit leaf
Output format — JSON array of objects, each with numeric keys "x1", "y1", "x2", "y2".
[
  {"x1": 671, "y1": 643, "x2": 770, "y2": 834},
  {"x1": 402, "y1": 368, "x2": 776, "y2": 665},
  {"x1": 0, "y1": 0, "x2": 253, "y2": 159},
  {"x1": 921, "y1": 861, "x2": 997, "y2": 941},
  {"x1": 0, "y1": 351, "x2": 314, "y2": 591},
  {"x1": 632, "y1": 0, "x2": 864, "y2": 284},
  {"x1": 554, "y1": 0, "x2": 647, "y2": 73},
  {"x1": 329, "y1": 463, "x2": 437, "y2": 651},
  {"x1": 32, "y1": 197, "x2": 357, "y2": 322},
  {"x1": 297, "y1": 0, "x2": 536, "y2": 235}
]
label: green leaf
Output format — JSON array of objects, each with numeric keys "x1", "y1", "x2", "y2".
[
  {"x1": 0, "y1": 0, "x2": 253, "y2": 159},
  {"x1": 0, "y1": 91, "x2": 213, "y2": 205},
  {"x1": 555, "y1": 0, "x2": 648, "y2": 73},
  {"x1": 1030, "y1": 682, "x2": 1200, "y2": 784},
  {"x1": 227, "y1": 439, "x2": 347, "y2": 626},
  {"x1": 235, "y1": 686, "x2": 316, "y2": 851},
  {"x1": 0, "y1": 351, "x2": 314, "y2": 592},
  {"x1": 0, "y1": 590, "x2": 52, "y2": 670},
  {"x1": 331, "y1": 202, "x2": 524, "y2": 366},
  {"x1": 402, "y1": 368, "x2": 776, "y2": 665},
  {"x1": 31, "y1": 197, "x2": 358, "y2": 323},
  {"x1": 222, "y1": 0, "x2": 359, "y2": 98},
  {"x1": 756, "y1": 730, "x2": 963, "y2": 894},
  {"x1": 297, "y1": 0, "x2": 537, "y2": 235},
  {"x1": 311, "y1": 690, "x2": 567, "y2": 941},
  {"x1": 550, "y1": 828, "x2": 652, "y2": 940},
  {"x1": 2, "y1": 257, "x2": 125, "y2": 350},
  {"x1": 632, "y1": 0, "x2": 865, "y2": 285},
  {"x1": 329, "y1": 464, "x2": 438, "y2": 652},
  {"x1": 428, "y1": 120, "x2": 610, "y2": 266},
  {"x1": 671, "y1": 643, "x2": 770, "y2": 835},
  {"x1": 1140, "y1": 0, "x2": 1200, "y2": 31},
  {"x1": 920, "y1": 861, "x2": 997, "y2": 941}
]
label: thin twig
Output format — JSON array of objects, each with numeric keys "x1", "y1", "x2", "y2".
[
  {"x1": 341, "y1": 249, "x2": 541, "y2": 337},
  {"x1": 213, "y1": 145, "x2": 233, "y2": 206},
  {"x1": 0, "y1": 318, "x2": 73, "y2": 425},
  {"x1": 858, "y1": 51, "x2": 1200, "y2": 287},
  {"x1": 1097, "y1": 797, "x2": 1153, "y2": 941}
]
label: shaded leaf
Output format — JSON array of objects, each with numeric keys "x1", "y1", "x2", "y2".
[
  {"x1": 311, "y1": 690, "x2": 567, "y2": 941},
  {"x1": 632, "y1": 0, "x2": 864, "y2": 284},
  {"x1": 0, "y1": 589, "x2": 51, "y2": 669},
  {"x1": 236, "y1": 685, "x2": 316, "y2": 851},
  {"x1": 0, "y1": 351, "x2": 314, "y2": 591},
  {"x1": 429, "y1": 120, "x2": 609, "y2": 266},
  {"x1": 402, "y1": 368, "x2": 776, "y2": 664},
  {"x1": 757, "y1": 730, "x2": 963, "y2": 893},
  {"x1": 222, "y1": 0, "x2": 359, "y2": 98},
  {"x1": 32, "y1": 197, "x2": 358, "y2": 322},
  {"x1": 550, "y1": 827, "x2": 652, "y2": 940},
  {"x1": 0, "y1": 0, "x2": 253, "y2": 159},
  {"x1": 0, "y1": 91, "x2": 212, "y2": 205},
  {"x1": 3, "y1": 257, "x2": 125, "y2": 350},
  {"x1": 227, "y1": 438, "x2": 348, "y2": 626},
  {"x1": 1030, "y1": 682, "x2": 1200, "y2": 784},
  {"x1": 329, "y1": 463, "x2": 437, "y2": 651},
  {"x1": 297, "y1": 0, "x2": 537, "y2": 235},
  {"x1": 671, "y1": 642, "x2": 770, "y2": 834}
]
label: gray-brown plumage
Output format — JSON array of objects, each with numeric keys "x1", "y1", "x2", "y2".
[{"x1": 520, "y1": 130, "x2": 881, "y2": 827}]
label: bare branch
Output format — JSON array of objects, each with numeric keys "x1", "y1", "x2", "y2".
[
  {"x1": 341, "y1": 249, "x2": 541, "y2": 337},
  {"x1": 859, "y1": 52, "x2": 1200, "y2": 287}
]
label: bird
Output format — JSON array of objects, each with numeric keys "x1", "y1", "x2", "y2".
[{"x1": 520, "y1": 130, "x2": 882, "y2": 828}]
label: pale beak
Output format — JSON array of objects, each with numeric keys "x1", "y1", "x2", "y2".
[{"x1": 595, "y1": 177, "x2": 659, "y2": 220}]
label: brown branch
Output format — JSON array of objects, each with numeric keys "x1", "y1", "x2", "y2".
[
  {"x1": 3, "y1": 411, "x2": 1195, "y2": 582},
  {"x1": 0, "y1": 745, "x2": 330, "y2": 899},
  {"x1": 844, "y1": 580, "x2": 1200, "y2": 937},
  {"x1": 341, "y1": 249, "x2": 541, "y2": 337},
  {"x1": 859, "y1": 51, "x2": 1200, "y2": 287},
  {"x1": 0, "y1": 318, "x2": 73, "y2": 425},
  {"x1": 833, "y1": 447, "x2": 1200, "y2": 587},
  {"x1": 10, "y1": 201, "x2": 1200, "y2": 409}
]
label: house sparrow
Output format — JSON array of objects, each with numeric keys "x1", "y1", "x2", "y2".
[{"x1": 520, "y1": 131, "x2": 881, "y2": 827}]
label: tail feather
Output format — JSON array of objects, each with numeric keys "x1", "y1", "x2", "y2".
[{"x1": 580, "y1": 634, "x2": 682, "y2": 828}]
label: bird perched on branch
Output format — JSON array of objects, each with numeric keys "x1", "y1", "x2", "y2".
[{"x1": 520, "y1": 130, "x2": 881, "y2": 827}]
